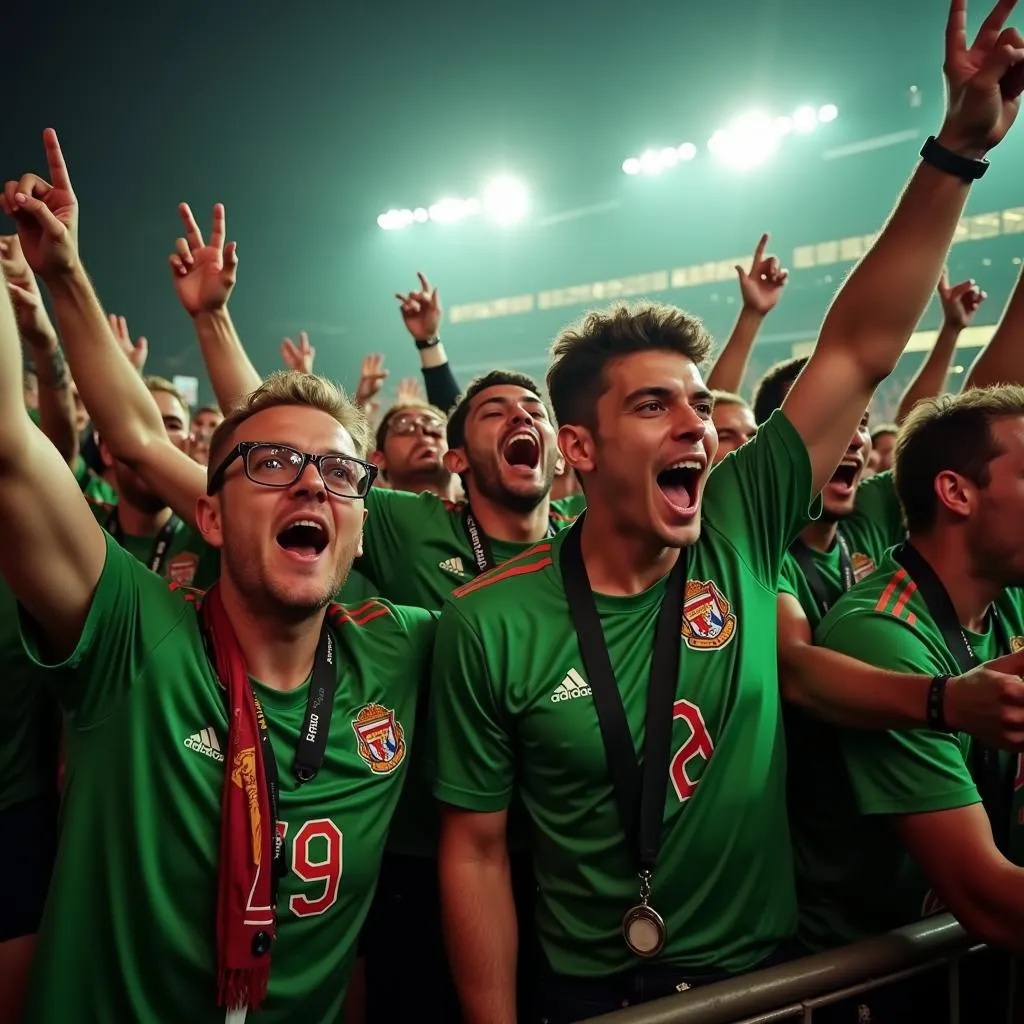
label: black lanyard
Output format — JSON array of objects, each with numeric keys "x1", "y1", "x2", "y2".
[
  {"x1": 105, "y1": 508, "x2": 180, "y2": 576},
  {"x1": 201, "y1": 618, "x2": 337, "y2": 906},
  {"x1": 462, "y1": 507, "x2": 556, "y2": 575},
  {"x1": 790, "y1": 529, "x2": 853, "y2": 619},
  {"x1": 560, "y1": 516, "x2": 689, "y2": 884},
  {"x1": 893, "y1": 541, "x2": 1013, "y2": 851}
]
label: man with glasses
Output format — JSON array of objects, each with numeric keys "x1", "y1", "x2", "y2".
[
  {"x1": 371, "y1": 401, "x2": 458, "y2": 500},
  {"x1": 0, "y1": 130, "x2": 436, "y2": 1022}
]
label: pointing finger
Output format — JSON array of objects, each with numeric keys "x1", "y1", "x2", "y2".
[
  {"x1": 42, "y1": 128, "x2": 73, "y2": 193},
  {"x1": 751, "y1": 233, "x2": 768, "y2": 270}
]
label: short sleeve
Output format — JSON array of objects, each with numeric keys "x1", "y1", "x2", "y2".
[
  {"x1": 18, "y1": 532, "x2": 188, "y2": 728},
  {"x1": 702, "y1": 409, "x2": 818, "y2": 586},
  {"x1": 389, "y1": 604, "x2": 440, "y2": 685},
  {"x1": 430, "y1": 602, "x2": 515, "y2": 812},
  {"x1": 817, "y1": 604, "x2": 979, "y2": 817}
]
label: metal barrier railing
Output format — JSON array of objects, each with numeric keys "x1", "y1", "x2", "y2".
[{"x1": 579, "y1": 915, "x2": 1005, "y2": 1024}]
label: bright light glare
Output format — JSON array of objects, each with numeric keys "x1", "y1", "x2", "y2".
[
  {"x1": 482, "y1": 177, "x2": 528, "y2": 225},
  {"x1": 793, "y1": 105, "x2": 818, "y2": 133},
  {"x1": 639, "y1": 149, "x2": 662, "y2": 174},
  {"x1": 659, "y1": 147, "x2": 679, "y2": 168},
  {"x1": 817, "y1": 103, "x2": 838, "y2": 123},
  {"x1": 709, "y1": 112, "x2": 780, "y2": 170},
  {"x1": 428, "y1": 198, "x2": 473, "y2": 224},
  {"x1": 377, "y1": 208, "x2": 416, "y2": 230},
  {"x1": 677, "y1": 142, "x2": 697, "y2": 161},
  {"x1": 623, "y1": 157, "x2": 641, "y2": 175},
  {"x1": 413, "y1": 207, "x2": 429, "y2": 223},
  {"x1": 775, "y1": 116, "x2": 793, "y2": 135}
]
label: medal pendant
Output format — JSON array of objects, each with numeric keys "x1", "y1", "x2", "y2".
[{"x1": 622, "y1": 903, "x2": 666, "y2": 957}]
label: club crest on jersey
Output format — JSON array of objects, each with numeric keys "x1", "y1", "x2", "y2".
[
  {"x1": 352, "y1": 703, "x2": 407, "y2": 775},
  {"x1": 851, "y1": 552, "x2": 876, "y2": 583},
  {"x1": 167, "y1": 551, "x2": 199, "y2": 585},
  {"x1": 680, "y1": 580, "x2": 736, "y2": 650},
  {"x1": 1011, "y1": 636, "x2": 1024, "y2": 654}
]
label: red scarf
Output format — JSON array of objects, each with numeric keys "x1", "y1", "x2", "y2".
[{"x1": 201, "y1": 584, "x2": 275, "y2": 1013}]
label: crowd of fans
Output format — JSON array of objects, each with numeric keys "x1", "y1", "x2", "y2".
[{"x1": 5, "y1": 2, "x2": 1024, "y2": 1023}]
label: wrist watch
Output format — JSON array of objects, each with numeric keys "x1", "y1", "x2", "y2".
[{"x1": 415, "y1": 335, "x2": 440, "y2": 350}]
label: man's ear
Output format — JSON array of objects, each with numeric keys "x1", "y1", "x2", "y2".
[
  {"x1": 933, "y1": 470, "x2": 977, "y2": 523},
  {"x1": 195, "y1": 493, "x2": 226, "y2": 550},
  {"x1": 370, "y1": 449, "x2": 386, "y2": 472},
  {"x1": 444, "y1": 447, "x2": 470, "y2": 476},
  {"x1": 558, "y1": 423, "x2": 597, "y2": 475}
]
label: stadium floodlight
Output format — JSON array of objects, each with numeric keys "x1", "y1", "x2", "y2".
[
  {"x1": 413, "y1": 207, "x2": 429, "y2": 223},
  {"x1": 817, "y1": 103, "x2": 839, "y2": 123},
  {"x1": 622, "y1": 157, "x2": 641, "y2": 175},
  {"x1": 708, "y1": 111, "x2": 780, "y2": 170},
  {"x1": 377, "y1": 208, "x2": 415, "y2": 231},
  {"x1": 638, "y1": 149, "x2": 663, "y2": 174},
  {"x1": 793, "y1": 105, "x2": 818, "y2": 133},
  {"x1": 677, "y1": 142, "x2": 697, "y2": 161},
  {"x1": 428, "y1": 197, "x2": 476, "y2": 224},
  {"x1": 482, "y1": 176, "x2": 528, "y2": 225}
]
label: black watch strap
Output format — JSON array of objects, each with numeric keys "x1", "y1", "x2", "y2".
[
  {"x1": 920, "y1": 136, "x2": 989, "y2": 182},
  {"x1": 927, "y1": 674, "x2": 953, "y2": 731},
  {"x1": 415, "y1": 335, "x2": 440, "y2": 350}
]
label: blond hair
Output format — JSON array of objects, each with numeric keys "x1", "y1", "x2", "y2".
[
  {"x1": 144, "y1": 374, "x2": 190, "y2": 420},
  {"x1": 207, "y1": 371, "x2": 373, "y2": 483}
]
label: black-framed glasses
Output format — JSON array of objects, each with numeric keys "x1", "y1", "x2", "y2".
[{"x1": 207, "y1": 442, "x2": 378, "y2": 498}]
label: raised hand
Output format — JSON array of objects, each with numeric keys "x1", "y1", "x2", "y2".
[
  {"x1": 734, "y1": 233, "x2": 788, "y2": 316},
  {"x1": 941, "y1": 0, "x2": 1024, "y2": 154},
  {"x1": 169, "y1": 203, "x2": 238, "y2": 317},
  {"x1": 107, "y1": 314, "x2": 149, "y2": 373},
  {"x1": 396, "y1": 272, "x2": 442, "y2": 342},
  {"x1": 0, "y1": 234, "x2": 55, "y2": 345},
  {"x1": 938, "y1": 268, "x2": 987, "y2": 327},
  {"x1": 355, "y1": 353, "x2": 389, "y2": 408},
  {"x1": 2, "y1": 129, "x2": 79, "y2": 278},
  {"x1": 396, "y1": 377, "x2": 424, "y2": 404},
  {"x1": 281, "y1": 331, "x2": 316, "y2": 374}
]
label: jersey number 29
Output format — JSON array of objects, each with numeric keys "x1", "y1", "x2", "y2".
[{"x1": 276, "y1": 818, "x2": 344, "y2": 918}]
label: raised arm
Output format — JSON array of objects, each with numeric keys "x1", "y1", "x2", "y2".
[
  {"x1": 896, "y1": 270, "x2": 985, "y2": 421},
  {"x1": 966, "y1": 256, "x2": 1024, "y2": 387},
  {"x1": 0, "y1": 128, "x2": 107, "y2": 657},
  {"x1": 783, "y1": 0, "x2": 1024, "y2": 495},
  {"x1": 1, "y1": 234, "x2": 78, "y2": 464},
  {"x1": 396, "y1": 272, "x2": 461, "y2": 411},
  {"x1": 170, "y1": 202, "x2": 261, "y2": 411},
  {"x1": 706, "y1": 233, "x2": 788, "y2": 394}
]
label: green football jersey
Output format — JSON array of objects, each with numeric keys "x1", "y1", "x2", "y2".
[
  {"x1": 20, "y1": 534, "x2": 435, "y2": 1023},
  {"x1": 0, "y1": 581, "x2": 59, "y2": 812},
  {"x1": 780, "y1": 470, "x2": 907, "y2": 950},
  {"x1": 87, "y1": 501, "x2": 220, "y2": 590},
  {"x1": 802, "y1": 552, "x2": 1024, "y2": 950},
  {"x1": 356, "y1": 488, "x2": 585, "y2": 857},
  {"x1": 357, "y1": 489, "x2": 586, "y2": 607},
  {"x1": 778, "y1": 470, "x2": 905, "y2": 626},
  {"x1": 432, "y1": 411, "x2": 815, "y2": 976}
]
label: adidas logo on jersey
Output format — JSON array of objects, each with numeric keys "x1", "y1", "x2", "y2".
[
  {"x1": 439, "y1": 557, "x2": 469, "y2": 578},
  {"x1": 551, "y1": 668, "x2": 591, "y2": 703},
  {"x1": 184, "y1": 727, "x2": 224, "y2": 762}
]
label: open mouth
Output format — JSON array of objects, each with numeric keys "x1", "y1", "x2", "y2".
[
  {"x1": 656, "y1": 460, "x2": 704, "y2": 512},
  {"x1": 275, "y1": 519, "x2": 328, "y2": 559},
  {"x1": 829, "y1": 462, "x2": 860, "y2": 490},
  {"x1": 502, "y1": 431, "x2": 540, "y2": 471}
]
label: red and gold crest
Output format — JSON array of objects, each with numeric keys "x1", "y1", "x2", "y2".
[
  {"x1": 850, "y1": 551, "x2": 876, "y2": 583},
  {"x1": 167, "y1": 551, "x2": 200, "y2": 585},
  {"x1": 680, "y1": 580, "x2": 737, "y2": 651},
  {"x1": 352, "y1": 703, "x2": 407, "y2": 775}
]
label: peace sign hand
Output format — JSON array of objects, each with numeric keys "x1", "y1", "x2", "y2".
[
  {"x1": 396, "y1": 272, "x2": 442, "y2": 343},
  {"x1": 734, "y1": 233, "x2": 788, "y2": 315},
  {"x1": 169, "y1": 203, "x2": 239, "y2": 317},
  {"x1": 2, "y1": 128, "x2": 79, "y2": 278},
  {"x1": 281, "y1": 331, "x2": 316, "y2": 374},
  {"x1": 941, "y1": 0, "x2": 1024, "y2": 154}
]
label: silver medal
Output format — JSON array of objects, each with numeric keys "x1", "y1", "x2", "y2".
[{"x1": 622, "y1": 870, "x2": 666, "y2": 957}]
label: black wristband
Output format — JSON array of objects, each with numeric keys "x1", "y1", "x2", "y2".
[
  {"x1": 414, "y1": 336, "x2": 440, "y2": 351},
  {"x1": 920, "y1": 136, "x2": 989, "y2": 182},
  {"x1": 927, "y1": 674, "x2": 952, "y2": 731}
]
